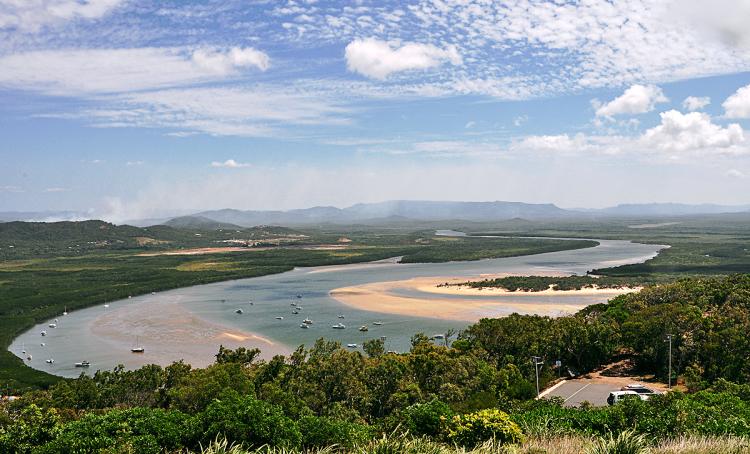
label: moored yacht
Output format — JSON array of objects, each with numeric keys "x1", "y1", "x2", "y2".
[{"x1": 332, "y1": 323, "x2": 346, "y2": 329}]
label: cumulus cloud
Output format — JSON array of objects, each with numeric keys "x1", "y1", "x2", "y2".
[
  {"x1": 0, "y1": 0, "x2": 124, "y2": 32},
  {"x1": 595, "y1": 85, "x2": 669, "y2": 118},
  {"x1": 210, "y1": 159, "x2": 251, "y2": 168},
  {"x1": 682, "y1": 96, "x2": 711, "y2": 111},
  {"x1": 723, "y1": 84, "x2": 750, "y2": 119},
  {"x1": 0, "y1": 47, "x2": 269, "y2": 95},
  {"x1": 345, "y1": 38, "x2": 462, "y2": 80},
  {"x1": 641, "y1": 110, "x2": 746, "y2": 154}
]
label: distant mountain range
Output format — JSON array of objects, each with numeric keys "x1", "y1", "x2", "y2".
[
  {"x1": 162, "y1": 201, "x2": 750, "y2": 227},
  {"x1": 2, "y1": 201, "x2": 749, "y2": 227}
]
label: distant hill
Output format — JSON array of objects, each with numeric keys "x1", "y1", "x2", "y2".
[
  {"x1": 163, "y1": 215, "x2": 244, "y2": 230},
  {"x1": 189, "y1": 200, "x2": 574, "y2": 226}
]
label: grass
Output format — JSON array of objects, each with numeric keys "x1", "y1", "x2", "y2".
[{"x1": 190, "y1": 435, "x2": 750, "y2": 454}]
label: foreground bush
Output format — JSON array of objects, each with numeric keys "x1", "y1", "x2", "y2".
[
  {"x1": 447, "y1": 408, "x2": 524, "y2": 447},
  {"x1": 198, "y1": 393, "x2": 301, "y2": 449},
  {"x1": 401, "y1": 399, "x2": 454, "y2": 438},
  {"x1": 298, "y1": 415, "x2": 370, "y2": 448}
]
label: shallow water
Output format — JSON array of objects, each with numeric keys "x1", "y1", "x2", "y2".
[{"x1": 10, "y1": 239, "x2": 663, "y2": 378}]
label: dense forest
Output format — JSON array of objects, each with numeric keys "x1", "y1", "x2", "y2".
[{"x1": 3, "y1": 275, "x2": 750, "y2": 452}]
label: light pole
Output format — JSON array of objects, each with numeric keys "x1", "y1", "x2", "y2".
[
  {"x1": 666, "y1": 334, "x2": 673, "y2": 389},
  {"x1": 532, "y1": 356, "x2": 544, "y2": 397}
]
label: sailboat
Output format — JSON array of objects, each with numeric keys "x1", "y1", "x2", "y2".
[
  {"x1": 63, "y1": 306, "x2": 68, "y2": 316},
  {"x1": 21, "y1": 343, "x2": 26, "y2": 354},
  {"x1": 131, "y1": 337, "x2": 145, "y2": 353},
  {"x1": 74, "y1": 360, "x2": 91, "y2": 368}
]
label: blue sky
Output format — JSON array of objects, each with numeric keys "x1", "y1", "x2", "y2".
[{"x1": 1, "y1": 0, "x2": 750, "y2": 221}]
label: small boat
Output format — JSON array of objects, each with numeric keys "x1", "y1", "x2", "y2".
[
  {"x1": 249, "y1": 301, "x2": 254, "y2": 305},
  {"x1": 332, "y1": 323, "x2": 346, "y2": 329},
  {"x1": 54, "y1": 318, "x2": 58, "y2": 323},
  {"x1": 292, "y1": 310, "x2": 299, "y2": 315},
  {"x1": 432, "y1": 334, "x2": 445, "y2": 340},
  {"x1": 21, "y1": 343, "x2": 25, "y2": 354},
  {"x1": 275, "y1": 316, "x2": 284, "y2": 320},
  {"x1": 373, "y1": 321, "x2": 383, "y2": 326},
  {"x1": 296, "y1": 294, "x2": 302, "y2": 299},
  {"x1": 235, "y1": 309, "x2": 243, "y2": 314},
  {"x1": 299, "y1": 324, "x2": 309, "y2": 329},
  {"x1": 151, "y1": 292, "x2": 156, "y2": 295},
  {"x1": 104, "y1": 304, "x2": 109, "y2": 308},
  {"x1": 41, "y1": 330, "x2": 47, "y2": 336},
  {"x1": 40, "y1": 343, "x2": 45, "y2": 347},
  {"x1": 303, "y1": 318, "x2": 313, "y2": 325},
  {"x1": 48, "y1": 323, "x2": 57, "y2": 328},
  {"x1": 74, "y1": 361, "x2": 90, "y2": 368},
  {"x1": 337, "y1": 314, "x2": 345, "y2": 319},
  {"x1": 26, "y1": 354, "x2": 32, "y2": 361},
  {"x1": 131, "y1": 337, "x2": 144, "y2": 353},
  {"x1": 347, "y1": 343, "x2": 358, "y2": 348},
  {"x1": 359, "y1": 325, "x2": 369, "y2": 332},
  {"x1": 290, "y1": 302, "x2": 297, "y2": 306},
  {"x1": 63, "y1": 306, "x2": 68, "y2": 316},
  {"x1": 45, "y1": 358, "x2": 54, "y2": 364},
  {"x1": 296, "y1": 306, "x2": 303, "y2": 311}
]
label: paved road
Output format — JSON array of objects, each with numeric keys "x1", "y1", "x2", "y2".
[{"x1": 543, "y1": 380, "x2": 620, "y2": 406}]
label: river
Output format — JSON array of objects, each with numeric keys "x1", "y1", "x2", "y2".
[{"x1": 10, "y1": 237, "x2": 663, "y2": 378}]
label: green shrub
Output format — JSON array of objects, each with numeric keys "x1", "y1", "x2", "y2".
[
  {"x1": 298, "y1": 416, "x2": 370, "y2": 448},
  {"x1": 401, "y1": 399, "x2": 453, "y2": 438},
  {"x1": 37, "y1": 407, "x2": 194, "y2": 454},
  {"x1": 0, "y1": 404, "x2": 62, "y2": 454},
  {"x1": 198, "y1": 392, "x2": 301, "y2": 448},
  {"x1": 447, "y1": 408, "x2": 524, "y2": 447}
]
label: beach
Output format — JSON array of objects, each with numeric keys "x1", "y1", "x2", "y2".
[{"x1": 330, "y1": 276, "x2": 639, "y2": 322}]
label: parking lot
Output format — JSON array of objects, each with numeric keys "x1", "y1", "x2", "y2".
[
  {"x1": 538, "y1": 365, "x2": 671, "y2": 407},
  {"x1": 541, "y1": 380, "x2": 622, "y2": 406}
]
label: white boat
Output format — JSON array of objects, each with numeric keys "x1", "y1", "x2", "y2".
[
  {"x1": 296, "y1": 306, "x2": 303, "y2": 310},
  {"x1": 337, "y1": 314, "x2": 345, "y2": 319},
  {"x1": 347, "y1": 343, "x2": 358, "y2": 348},
  {"x1": 275, "y1": 316, "x2": 284, "y2": 320},
  {"x1": 359, "y1": 325, "x2": 369, "y2": 332},
  {"x1": 373, "y1": 321, "x2": 383, "y2": 326},
  {"x1": 292, "y1": 310, "x2": 299, "y2": 315},
  {"x1": 26, "y1": 354, "x2": 32, "y2": 361},
  {"x1": 290, "y1": 302, "x2": 297, "y2": 306},
  {"x1": 299, "y1": 324, "x2": 309, "y2": 329},
  {"x1": 303, "y1": 318, "x2": 313, "y2": 325},
  {"x1": 131, "y1": 337, "x2": 144, "y2": 353},
  {"x1": 235, "y1": 309, "x2": 243, "y2": 314},
  {"x1": 40, "y1": 343, "x2": 45, "y2": 347},
  {"x1": 63, "y1": 306, "x2": 68, "y2": 316},
  {"x1": 432, "y1": 334, "x2": 445, "y2": 340},
  {"x1": 296, "y1": 294, "x2": 302, "y2": 299},
  {"x1": 54, "y1": 318, "x2": 58, "y2": 323},
  {"x1": 74, "y1": 361, "x2": 90, "y2": 368},
  {"x1": 21, "y1": 343, "x2": 25, "y2": 354},
  {"x1": 332, "y1": 323, "x2": 346, "y2": 329},
  {"x1": 48, "y1": 323, "x2": 57, "y2": 328},
  {"x1": 104, "y1": 304, "x2": 109, "y2": 308},
  {"x1": 45, "y1": 358, "x2": 54, "y2": 364},
  {"x1": 40, "y1": 330, "x2": 47, "y2": 336}
]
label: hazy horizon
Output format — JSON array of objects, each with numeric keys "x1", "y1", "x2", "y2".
[{"x1": 2, "y1": 1, "x2": 750, "y2": 222}]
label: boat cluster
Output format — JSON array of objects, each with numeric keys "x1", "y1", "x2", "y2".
[{"x1": 28, "y1": 306, "x2": 94, "y2": 368}]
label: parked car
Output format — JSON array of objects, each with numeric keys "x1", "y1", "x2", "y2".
[
  {"x1": 607, "y1": 390, "x2": 645, "y2": 405},
  {"x1": 621, "y1": 383, "x2": 661, "y2": 395}
]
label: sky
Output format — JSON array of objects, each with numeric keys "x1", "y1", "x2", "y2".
[{"x1": 1, "y1": 0, "x2": 750, "y2": 222}]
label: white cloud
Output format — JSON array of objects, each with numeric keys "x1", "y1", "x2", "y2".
[
  {"x1": 641, "y1": 110, "x2": 747, "y2": 154},
  {"x1": 210, "y1": 159, "x2": 251, "y2": 168},
  {"x1": 0, "y1": 185, "x2": 24, "y2": 193},
  {"x1": 126, "y1": 160, "x2": 144, "y2": 166},
  {"x1": 0, "y1": 47, "x2": 269, "y2": 95},
  {"x1": 682, "y1": 96, "x2": 711, "y2": 111},
  {"x1": 723, "y1": 84, "x2": 750, "y2": 119},
  {"x1": 191, "y1": 47, "x2": 270, "y2": 74},
  {"x1": 345, "y1": 38, "x2": 462, "y2": 80},
  {"x1": 513, "y1": 115, "x2": 529, "y2": 127},
  {"x1": 727, "y1": 169, "x2": 746, "y2": 178},
  {"x1": 0, "y1": 0, "x2": 124, "y2": 32},
  {"x1": 595, "y1": 85, "x2": 668, "y2": 118},
  {"x1": 43, "y1": 187, "x2": 69, "y2": 192}
]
